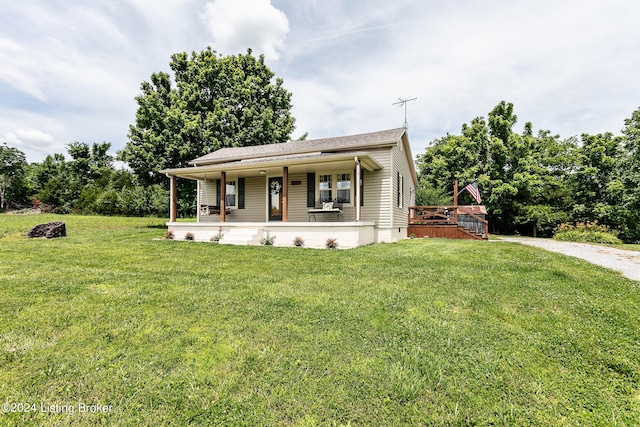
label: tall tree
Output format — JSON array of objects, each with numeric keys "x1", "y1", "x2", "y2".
[
  {"x1": 0, "y1": 144, "x2": 28, "y2": 210},
  {"x1": 621, "y1": 107, "x2": 640, "y2": 241},
  {"x1": 570, "y1": 132, "x2": 625, "y2": 232},
  {"x1": 120, "y1": 47, "x2": 296, "y2": 187}
]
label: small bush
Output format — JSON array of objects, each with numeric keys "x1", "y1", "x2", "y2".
[
  {"x1": 260, "y1": 231, "x2": 276, "y2": 246},
  {"x1": 325, "y1": 237, "x2": 338, "y2": 249},
  {"x1": 165, "y1": 230, "x2": 174, "y2": 240},
  {"x1": 210, "y1": 226, "x2": 223, "y2": 242},
  {"x1": 293, "y1": 236, "x2": 305, "y2": 247},
  {"x1": 554, "y1": 222, "x2": 622, "y2": 245},
  {"x1": 185, "y1": 232, "x2": 195, "y2": 241}
]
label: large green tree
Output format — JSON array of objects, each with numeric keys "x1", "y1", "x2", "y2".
[
  {"x1": 416, "y1": 101, "x2": 576, "y2": 236},
  {"x1": 33, "y1": 142, "x2": 113, "y2": 212},
  {"x1": 620, "y1": 107, "x2": 640, "y2": 241},
  {"x1": 0, "y1": 144, "x2": 28, "y2": 210},
  {"x1": 569, "y1": 132, "x2": 626, "y2": 233},
  {"x1": 120, "y1": 48, "x2": 296, "y2": 188}
]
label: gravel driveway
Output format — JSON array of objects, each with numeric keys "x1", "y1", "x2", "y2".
[{"x1": 500, "y1": 237, "x2": 640, "y2": 282}]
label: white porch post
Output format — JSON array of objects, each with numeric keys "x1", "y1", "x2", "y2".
[
  {"x1": 355, "y1": 157, "x2": 361, "y2": 222},
  {"x1": 220, "y1": 171, "x2": 226, "y2": 223},
  {"x1": 169, "y1": 175, "x2": 177, "y2": 222},
  {"x1": 196, "y1": 179, "x2": 200, "y2": 222}
]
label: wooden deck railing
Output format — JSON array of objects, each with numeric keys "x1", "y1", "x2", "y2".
[{"x1": 408, "y1": 206, "x2": 489, "y2": 236}]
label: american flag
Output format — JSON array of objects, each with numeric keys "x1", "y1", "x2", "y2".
[{"x1": 464, "y1": 182, "x2": 481, "y2": 204}]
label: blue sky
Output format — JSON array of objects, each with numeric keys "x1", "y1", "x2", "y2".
[{"x1": 1, "y1": 0, "x2": 639, "y2": 163}]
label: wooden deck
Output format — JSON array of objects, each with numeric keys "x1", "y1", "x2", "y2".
[{"x1": 408, "y1": 206, "x2": 488, "y2": 240}]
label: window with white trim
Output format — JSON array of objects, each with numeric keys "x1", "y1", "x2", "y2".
[
  {"x1": 317, "y1": 172, "x2": 353, "y2": 205},
  {"x1": 319, "y1": 174, "x2": 332, "y2": 203},
  {"x1": 225, "y1": 181, "x2": 236, "y2": 207},
  {"x1": 396, "y1": 172, "x2": 404, "y2": 208},
  {"x1": 336, "y1": 173, "x2": 351, "y2": 204}
]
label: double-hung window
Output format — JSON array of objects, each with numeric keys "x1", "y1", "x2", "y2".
[
  {"x1": 225, "y1": 181, "x2": 236, "y2": 207},
  {"x1": 317, "y1": 172, "x2": 352, "y2": 205},
  {"x1": 336, "y1": 173, "x2": 351, "y2": 204},
  {"x1": 396, "y1": 172, "x2": 404, "y2": 208},
  {"x1": 319, "y1": 175, "x2": 333, "y2": 203}
]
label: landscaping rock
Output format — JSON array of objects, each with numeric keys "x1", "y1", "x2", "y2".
[{"x1": 27, "y1": 222, "x2": 66, "y2": 239}]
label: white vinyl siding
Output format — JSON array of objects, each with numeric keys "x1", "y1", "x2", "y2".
[
  {"x1": 199, "y1": 179, "x2": 217, "y2": 207},
  {"x1": 231, "y1": 176, "x2": 266, "y2": 222},
  {"x1": 287, "y1": 174, "x2": 311, "y2": 221},
  {"x1": 359, "y1": 147, "x2": 391, "y2": 228},
  {"x1": 391, "y1": 139, "x2": 413, "y2": 228}
]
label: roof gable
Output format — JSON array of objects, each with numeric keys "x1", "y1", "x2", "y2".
[{"x1": 190, "y1": 128, "x2": 406, "y2": 165}]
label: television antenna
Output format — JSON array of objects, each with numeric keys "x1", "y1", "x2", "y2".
[{"x1": 392, "y1": 97, "x2": 417, "y2": 129}]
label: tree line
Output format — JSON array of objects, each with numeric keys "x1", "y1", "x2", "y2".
[
  {"x1": 416, "y1": 101, "x2": 640, "y2": 242},
  {"x1": 0, "y1": 141, "x2": 169, "y2": 216}
]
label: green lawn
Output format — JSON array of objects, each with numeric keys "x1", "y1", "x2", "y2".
[{"x1": 1, "y1": 214, "x2": 639, "y2": 426}]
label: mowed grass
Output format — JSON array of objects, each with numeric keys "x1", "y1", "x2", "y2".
[{"x1": 1, "y1": 215, "x2": 639, "y2": 426}]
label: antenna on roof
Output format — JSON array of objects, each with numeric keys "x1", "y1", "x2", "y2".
[{"x1": 392, "y1": 97, "x2": 417, "y2": 129}]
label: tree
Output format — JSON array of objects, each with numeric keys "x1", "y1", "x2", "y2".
[
  {"x1": 31, "y1": 142, "x2": 114, "y2": 212},
  {"x1": 570, "y1": 132, "x2": 626, "y2": 232},
  {"x1": 416, "y1": 101, "x2": 576, "y2": 235},
  {"x1": 620, "y1": 107, "x2": 640, "y2": 241},
  {"x1": 120, "y1": 47, "x2": 296, "y2": 188},
  {"x1": 0, "y1": 144, "x2": 28, "y2": 210}
]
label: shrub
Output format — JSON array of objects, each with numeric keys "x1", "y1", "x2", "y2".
[
  {"x1": 210, "y1": 227, "x2": 223, "y2": 242},
  {"x1": 260, "y1": 231, "x2": 276, "y2": 246},
  {"x1": 293, "y1": 236, "x2": 305, "y2": 247},
  {"x1": 185, "y1": 232, "x2": 195, "y2": 241},
  {"x1": 554, "y1": 222, "x2": 623, "y2": 245},
  {"x1": 325, "y1": 237, "x2": 338, "y2": 249}
]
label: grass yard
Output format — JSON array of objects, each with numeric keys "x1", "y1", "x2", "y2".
[{"x1": 1, "y1": 214, "x2": 639, "y2": 426}]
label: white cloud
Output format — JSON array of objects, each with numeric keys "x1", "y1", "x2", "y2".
[
  {"x1": 201, "y1": 0, "x2": 289, "y2": 60},
  {"x1": 1, "y1": 127, "x2": 62, "y2": 160},
  {"x1": 3, "y1": 128, "x2": 54, "y2": 146},
  {"x1": 0, "y1": 38, "x2": 47, "y2": 100}
]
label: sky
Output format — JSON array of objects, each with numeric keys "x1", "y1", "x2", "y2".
[{"x1": 1, "y1": 0, "x2": 639, "y2": 164}]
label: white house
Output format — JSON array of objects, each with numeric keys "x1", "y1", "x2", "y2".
[{"x1": 160, "y1": 128, "x2": 418, "y2": 248}]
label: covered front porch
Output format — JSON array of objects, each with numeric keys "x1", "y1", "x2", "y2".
[
  {"x1": 167, "y1": 221, "x2": 376, "y2": 248},
  {"x1": 162, "y1": 151, "x2": 382, "y2": 248}
]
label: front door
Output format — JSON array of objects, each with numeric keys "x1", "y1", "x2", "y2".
[{"x1": 268, "y1": 177, "x2": 283, "y2": 221}]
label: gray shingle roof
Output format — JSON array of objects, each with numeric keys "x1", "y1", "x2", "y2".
[{"x1": 190, "y1": 128, "x2": 406, "y2": 165}]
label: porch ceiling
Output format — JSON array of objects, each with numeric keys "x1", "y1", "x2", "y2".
[{"x1": 161, "y1": 151, "x2": 382, "y2": 180}]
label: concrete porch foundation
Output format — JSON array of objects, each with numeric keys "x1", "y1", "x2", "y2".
[{"x1": 166, "y1": 222, "x2": 377, "y2": 249}]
